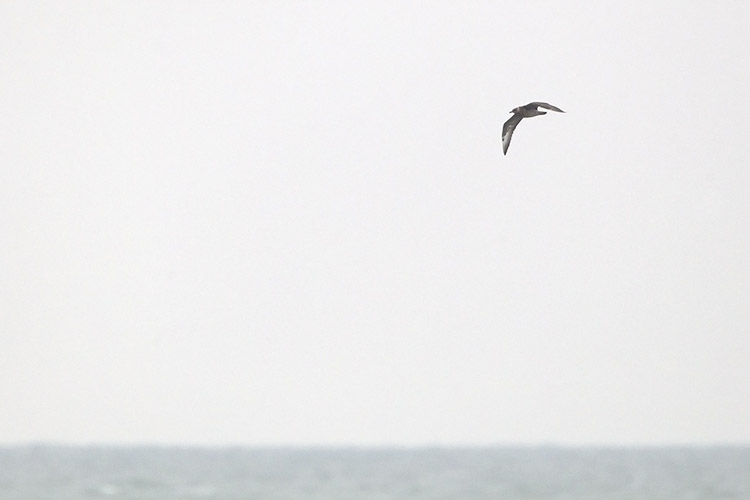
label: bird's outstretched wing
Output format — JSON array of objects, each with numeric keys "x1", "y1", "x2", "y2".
[
  {"x1": 530, "y1": 102, "x2": 565, "y2": 113},
  {"x1": 502, "y1": 113, "x2": 523, "y2": 155}
]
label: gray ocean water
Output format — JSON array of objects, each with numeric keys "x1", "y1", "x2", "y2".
[{"x1": 1, "y1": 446, "x2": 748, "y2": 500}]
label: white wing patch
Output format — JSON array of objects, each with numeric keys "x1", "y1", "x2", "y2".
[{"x1": 502, "y1": 115, "x2": 522, "y2": 155}]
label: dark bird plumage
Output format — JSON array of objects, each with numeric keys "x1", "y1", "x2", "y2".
[{"x1": 502, "y1": 102, "x2": 565, "y2": 155}]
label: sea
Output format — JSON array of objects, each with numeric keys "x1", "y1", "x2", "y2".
[{"x1": 1, "y1": 446, "x2": 748, "y2": 500}]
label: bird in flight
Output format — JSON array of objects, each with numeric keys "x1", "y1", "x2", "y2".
[{"x1": 502, "y1": 102, "x2": 565, "y2": 155}]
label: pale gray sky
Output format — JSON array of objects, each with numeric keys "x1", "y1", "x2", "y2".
[{"x1": 2, "y1": 1, "x2": 749, "y2": 446}]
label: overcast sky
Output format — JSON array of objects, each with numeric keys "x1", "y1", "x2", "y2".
[{"x1": 2, "y1": 1, "x2": 750, "y2": 446}]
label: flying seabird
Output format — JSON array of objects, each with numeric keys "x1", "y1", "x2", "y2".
[{"x1": 502, "y1": 102, "x2": 565, "y2": 155}]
